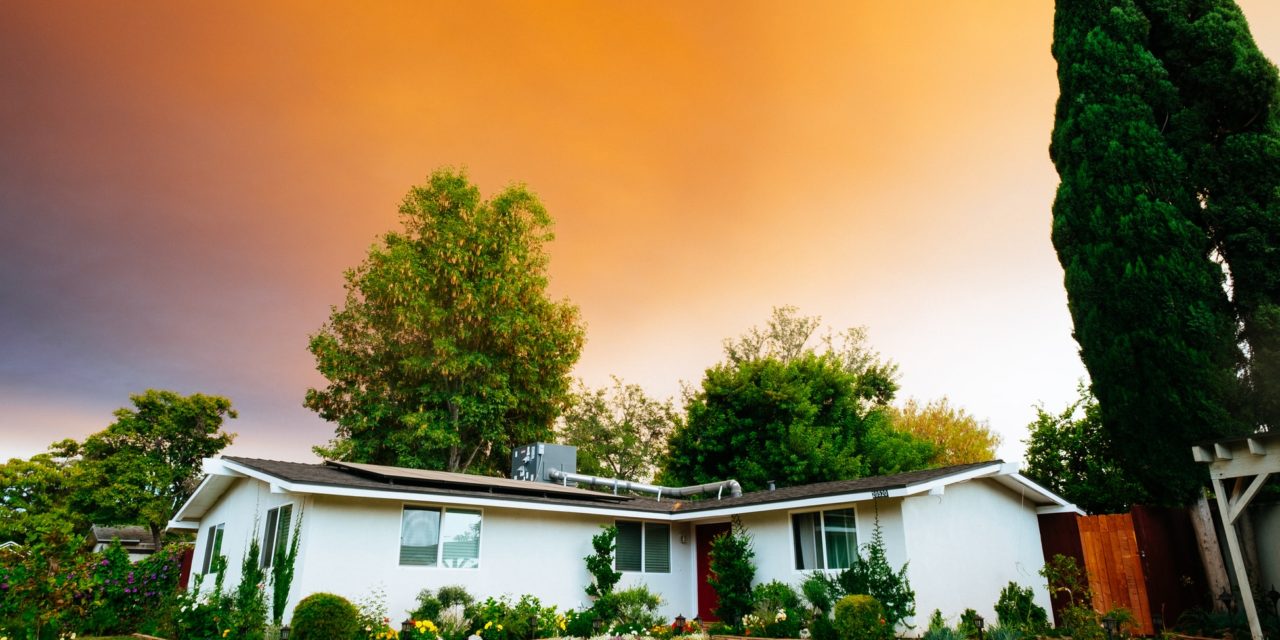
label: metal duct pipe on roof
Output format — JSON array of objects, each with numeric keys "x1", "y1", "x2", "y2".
[{"x1": 547, "y1": 469, "x2": 742, "y2": 500}]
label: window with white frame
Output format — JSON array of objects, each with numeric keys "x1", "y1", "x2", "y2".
[
  {"x1": 792, "y1": 508, "x2": 857, "y2": 570},
  {"x1": 399, "y1": 506, "x2": 482, "y2": 568},
  {"x1": 261, "y1": 503, "x2": 293, "y2": 568},
  {"x1": 615, "y1": 520, "x2": 670, "y2": 573},
  {"x1": 201, "y1": 522, "x2": 225, "y2": 573}
]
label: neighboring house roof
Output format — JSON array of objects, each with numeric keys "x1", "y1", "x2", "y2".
[
  {"x1": 169, "y1": 455, "x2": 1081, "y2": 530},
  {"x1": 0, "y1": 541, "x2": 20, "y2": 551},
  {"x1": 92, "y1": 525, "x2": 158, "y2": 553}
]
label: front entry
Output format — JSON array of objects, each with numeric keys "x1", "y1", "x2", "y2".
[{"x1": 695, "y1": 522, "x2": 732, "y2": 621}]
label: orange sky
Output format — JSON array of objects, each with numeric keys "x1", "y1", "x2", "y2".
[{"x1": 3, "y1": 1, "x2": 1279, "y2": 465}]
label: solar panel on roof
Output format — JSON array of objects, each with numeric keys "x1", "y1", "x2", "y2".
[{"x1": 325, "y1": 460, "x2": 634, "y2": 502}]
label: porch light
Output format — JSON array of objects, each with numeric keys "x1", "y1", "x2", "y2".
[
  {"x1": 973, "y1": 614, "x2": 984, "y2": 640},
  {"x1": 1101, "y1": 613, "x2": 1118, "y2": 640},
  {"x1": 279, "y1": 627, "x2": 291, "y2": 640},
  {"x1": 674, "y1": 614, "x2": 687, "y2": 630}
]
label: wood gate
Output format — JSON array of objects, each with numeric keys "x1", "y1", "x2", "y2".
[{"x1": 1077, "y1": 513, "x2": 1154, "y2": 635}]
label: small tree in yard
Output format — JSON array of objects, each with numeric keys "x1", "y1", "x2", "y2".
[
  {"x1": 709, "y1": 517, "x2": 756, "y2": 629},
  {"x1": 837, "y1": 513, "x2": 915, "y2": 631},
  {"x1": 585, "y1": 525, "x2": 623, "y2": 623}
]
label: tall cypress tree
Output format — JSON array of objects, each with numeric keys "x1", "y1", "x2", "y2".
[
  {"x1": 1049, "y1": 0, "x2": 1245, "y2": 506},
  {"x1": 1140, "y1": 0, "x2": 1280, "y2": 428}
]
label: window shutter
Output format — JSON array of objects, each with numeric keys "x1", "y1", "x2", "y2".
[
  {"x1": 615, "y1": 521, "x2": 643, "y2": 572},
  {"x1": 644, "y1": 523, "x2": 670, "y2": 573},
  {"x1": 276, "y1": 504, "x2": 293, "y2": 556}
]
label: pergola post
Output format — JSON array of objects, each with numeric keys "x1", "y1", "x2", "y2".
[{"x1": 1192, "y1": 433, "x2": 1280, "y2": 640}]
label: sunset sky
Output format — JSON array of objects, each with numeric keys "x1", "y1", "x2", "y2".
[{"x1": 4, "y1": 2, "x2": 1279, "y2": 467}]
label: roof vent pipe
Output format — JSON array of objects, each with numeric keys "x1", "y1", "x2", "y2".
[{"x1": 547, "y1": 469, "x2": 742, "y2": 500}]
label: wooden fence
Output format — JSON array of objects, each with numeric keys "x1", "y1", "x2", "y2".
[{"x1": 1077, "y1": 513, "x2": 1154, "y2": 636}]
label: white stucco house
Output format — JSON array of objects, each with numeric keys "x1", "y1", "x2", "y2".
[{"x1": 169, "y1": 453, "x2": 1080, "y2": 632}]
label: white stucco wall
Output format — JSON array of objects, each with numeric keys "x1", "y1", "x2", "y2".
[
  {"x1": 899, "y1": 479, "x2": 1051, "y2": 632},
  {"x1": 191, "y1": 479, "x2": 696, "y2": 625}
]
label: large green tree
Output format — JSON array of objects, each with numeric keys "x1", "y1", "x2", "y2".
[
  {"x1": 0, "y1": 451, "x2": 82, "y2": 545},
  {"x1": 1023, "y1": 383, "x2": 1144, "y2": 514},
  {"x1": 661, "y1": 309, "x2": 932, "y2": 491},
  {"x1": 558, "y1": 377, "x2": 679, "y2": 483},
  {"x1": 306, "y1": 169, "x2": 586, "y2": 474},
  {"x1": 70, "y1": 390, "x2": 237, "y2": 543},
  {"x1": 888, "y1": 397, "x2": 1001, "y2": 466},
  {"x1": 1050, "y1": 0, "x2": 1246, "y2": 506},
  {"x1": 1140, "y1": 0, "x2": 1280, "y2": 428}
]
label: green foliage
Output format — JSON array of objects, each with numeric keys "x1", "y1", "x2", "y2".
[
  {"x1": 292, "y1": 592, "x2": 361, "y2": 640},
  {"x1": 923, "y1": 610, "x2": 963, "y2": 640},
  {"x1": 558, "y1": 376, "x2": 680, "y2": 482},
  {"x1": 0, "y1": 451, "x2": 83, "y2": 546},
  {"x1": 412, "y1": 584, "x2": 474, "y2": 622},
  {"x1": 1051, "y1": 0, "x2": 1249, "y2": 507},
  {"x1": 994, "y1": 581, "x2": 1048, "y2": 635},
  {"x1": 745, "y1": 581, "x2": 804, "y2": 638},
  {"x1": 465, "y1": 594, "x2": 561, "y2": 640},
  {"x1": 72, "y1": 390, "x2": 237, "y2": 542},
  {"x1": 563, "y1": 608, "x2": 599, "y2": 638},
  {"x1": 1139, "y1": 0, "x2": 1280, "y2": 431},
  {"x1": 836, "y1": 517, "x2": 915, "y2": 630},
  {"x1": 306, "y1": 168, "x2": 586, "y2": 475},
  {"x1": 1040, "y1": 554, "x2": 1090, "y2": 608},
  {"x1": 833, "y1": 594, "x2": 892, "y2": 640},
  {"x1": 613, "y1": 585, "x2": 665, "y2": 630},
  {"x1": 662, "y1": 307, "x2": 934, "y2": 491},
  {"x1": 270, "y1": 510, "x2": 303, "y2": 624},
  {"x1": 957, "y1": 609, "x2": 983, "y2": 639},
  {"x1": 79, "y1": 541, "x2": 186, "y2": 635},
  {"x1": 584, "y1": 525, "x2": 623, "y2": 622},
  {"x1": 354, "y1": 585, "x2": 396, "y2": 639},
  {"x1": 227, "y1": 535, "x2": 268, "y2": 640},
  {"x1": 801, "y1": 571, "x2": 841, "y2": 615},
  {"x1": 1023, "y1": 383, "x2": 1145, "y2": 514},
  {"x1": 708, "y1": 517, "x2": 755, "y2": 629}
]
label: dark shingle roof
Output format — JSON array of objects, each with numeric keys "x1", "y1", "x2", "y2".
[{"x1": 221, "y1": 457, "x2": 1002, "y2": 515}]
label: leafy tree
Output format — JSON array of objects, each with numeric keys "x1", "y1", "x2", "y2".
[
  {"x1": 1050, "y1": 0, "x2": 1246, "y2": 506},
  {"x1": 0, "y1": 450, "x2": 82, "y2": 545},
  {"x1": 306, "y1": 168, "x2": 586, "y2": 474},
  {"x1": 708, "y1": 517, "x2": 755, "y2": 628},
  {"x1": 584, "y1": 525, "x2": 623, "y2": 623},
  {"x1": 1139, "y1": 0, "x2": 1280, "y2": 430},
  {"x1": 888, "y1": 397, "x2": 1001, "y2": 466},
  {"x1": 1023, "y1": 383, "x2": 1144, "y2": 513},
  {"x1": 723, "y1": 306, "x2": 899, "y2": 409},
  {"x1": 70, "y1": 390, "x2": 236, "y2": 544},
  {"x1": 270, "y1": 512, "x2": 303, "y2": 625},
  {"x1": 558, "y1": 377, "x2": 679, "y2": 482}
]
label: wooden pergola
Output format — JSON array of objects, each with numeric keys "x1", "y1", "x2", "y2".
[{"x1": 1192, "y1": 430, "x2": 1280, "y2": 640}]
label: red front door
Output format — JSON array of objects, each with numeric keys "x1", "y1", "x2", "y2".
[{"x1": 695, "y1": 522, "x2": 732, "y2": 621}]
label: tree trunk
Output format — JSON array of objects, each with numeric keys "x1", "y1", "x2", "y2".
[{"x1": 1191, "y1": 495, "x2": 1231, "y2": 610}]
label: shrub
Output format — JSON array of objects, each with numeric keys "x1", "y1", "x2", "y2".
[
  {"x1": 413, "y1": 585, "x2": 476, "y2": 623},
  {"x1": 801, "y1": 572, "x2": 841, "y2": 616},
  {"x1": 292, "y1": 592, "x2": 360, "y2": 640},
  {"x1": 958, "y1": 608, "x2": 983, "y2": 639},
  {"x1": 837, "y1": 517, "x2": 914, "y2": 631},
  {"x1": 466, "y1": 594, "x2": 561, "y2": 640},
  {"x1": 922, "y1": 610, "x2": 962, "y2": 640},
  {"x1": 994, "y1": 581, "x2": 1048, "y2": 635},
  {"x1": 833, "y1": 595, "x2": 891, "y2": 640},
  {"x1": 708, "y1": 517, "x2": 755, "y2": 630},
  {"x1": 748, "y1": 581, "x2": 804, "y2": 638},
  {"x1": 615, "y1": 585, "x2": 665, "y2": 629}
]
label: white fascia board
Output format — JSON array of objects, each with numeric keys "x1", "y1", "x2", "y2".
[
  {"x1": 669, "y1": 487, "x2": 913, "y2": 521},
  {"x1": 1003, "y1": 472, "x2": 1084, "y2": 513},
  {"x1": 202, "y1": 457, "x2": 246, "y2": 477},
  {"x1": 1035, "y1": 504, "x2": 1086, "y2": 516},
  {"x1": 167, "y1": 520, "x2": 201, "y2": 531},
  {"x1": 171, "y1": 472, "x2": 218, "y2": 522}
]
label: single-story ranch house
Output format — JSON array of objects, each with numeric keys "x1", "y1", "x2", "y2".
[{"x1": 169, "y1": 452, "x2": 1080, "y2": 632}]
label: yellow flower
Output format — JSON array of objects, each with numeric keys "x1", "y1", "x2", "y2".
[
  {"x1": 222, "y1": 631, "x2": 231, "y2": 638},
  {"x1": 496, "y1": 625, "x2": 503, "y2": 631},
  {"x1": 485, "y1": 622, "x2": 493, "y2": 630}
]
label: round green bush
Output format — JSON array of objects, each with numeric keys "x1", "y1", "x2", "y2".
[
  {"x1": 833, "y1": 594, "x2": 892, "y2": 640},
  {"x1": 291, "y1": 592, "x2": 360, "y2": 640}
]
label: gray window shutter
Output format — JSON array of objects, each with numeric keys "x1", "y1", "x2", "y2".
[
  {"x1": 644, "y1": 523, "x2": 670, "y2": 573},
  {"x1": 616, "y1": 521, "x2": 643, "y2": 572}
]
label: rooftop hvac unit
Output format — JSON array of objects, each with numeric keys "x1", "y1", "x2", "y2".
[{"x1": 510, "y1": 443, "x2": 577, "y2": 483}]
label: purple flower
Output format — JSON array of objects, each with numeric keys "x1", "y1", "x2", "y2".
[
  {"x1": 1, "y1": 582, "x2": 8, "y2": 590},
  {"x1": 101, "y1": 559, "x2": 110, "y2": 566}
]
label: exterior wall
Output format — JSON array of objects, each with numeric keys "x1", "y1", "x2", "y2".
[
  {"x1": 286, "y1": 493, "x2": 695, "y2": 624},
  {"x1": 743, "y1": 499, "x2": 908, "y2": 591},
  {"x1": 899, "y1": 480, "x2": 1051, "y2": 633}
]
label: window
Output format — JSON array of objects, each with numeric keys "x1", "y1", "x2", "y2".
[
  {"x1": 615, "y1": 520, "x2": 669, "y2": 573},
  {"x1": 400, "y1": 506, "x2": 482, "y2": 568},
  {"x1": 792, "y1": 508, "x2": 857, "y2": 570},
  {"x1": 201, "y1": 523, "x2": 225, "y2": 573},
  {"x1": 261, "y1": 504, "x2": 294, "y2": 568}
]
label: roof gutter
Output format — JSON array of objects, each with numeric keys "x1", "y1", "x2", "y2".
[{"x1": 547, "y1": 469, "x2": 742, "y2": 500}]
